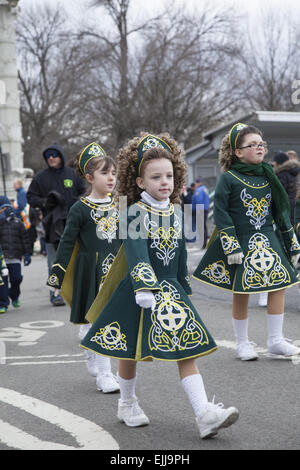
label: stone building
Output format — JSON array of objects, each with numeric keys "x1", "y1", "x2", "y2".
[{"x1": 0, "y1": 0, "x2": 31, "y2": 197}]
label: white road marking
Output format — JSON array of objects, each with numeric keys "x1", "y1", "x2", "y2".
[
  {"x1": 1, "y1": 353, "x2": 85, "y2": 360},
  {"x1": 216, "y1": 339, "x2": 300, "y2": 365},
  {"x1": 9, "y1": 360, "x2": 87, "y2": 366},
  {"x1": 0, "y1": 387, "x2": 119, "y2": 450}
]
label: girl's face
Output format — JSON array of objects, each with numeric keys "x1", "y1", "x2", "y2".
[
  {"x1": 86, "y1": 162, "x2": 116, "y2": 198},
  {"x1": 137, "y1": 158, "x2": 174, "y2": 201},
  {"x1": 235, "y1": 133, "x2": 267, "y2": 165}
]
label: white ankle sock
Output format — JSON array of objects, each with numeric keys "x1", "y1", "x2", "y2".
[
  {"x1": 94, "y1": 354, "x2": 112, "y2": 374},
  {"x1": 78, "y1": 323, "x2": 91, "y2": 341},
  {"x1": 232, "y1": 318, "x2": 249, "y2": 345},
  {"x1": 267, "y1": 313, "x2": 284, "y2": 341},
  {"x1": 181, "y1": 373, "x2": 208, "y2": 418},
  {"x1": 118, "y1": 375, "x2": 137, "y2": 403}
]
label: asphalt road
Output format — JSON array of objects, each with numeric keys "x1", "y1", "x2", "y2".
[{"x1": 0, "y1": 250, "x2": 299, "y2": 451}]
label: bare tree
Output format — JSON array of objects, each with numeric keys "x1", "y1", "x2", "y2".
[
  {"x1": 81, "y1": 1, "x2": 242, "y2": 151},
  {"x1": 236, "y1": 7, "x2": 300, "y2": 111},
  {"x1": 17, "y1": 4, "x2": 106, "y2": 171}
]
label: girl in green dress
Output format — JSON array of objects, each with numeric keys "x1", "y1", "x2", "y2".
[
  {"x1": 47, "y1": 142, "x2": 120, "y2": 393},
  {"x1": 81, "y1": 133, "x2": 239, "y2": 439},
  {"x1": 193, "y1": 123, "x2": 300, "y2": 361}
]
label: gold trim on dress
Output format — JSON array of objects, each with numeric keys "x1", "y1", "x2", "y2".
[{"x1": 228, "y1": 171, "x2": 269, "y2": 189}]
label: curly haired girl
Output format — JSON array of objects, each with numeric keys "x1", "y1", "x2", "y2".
[
  {"x1": 81, "y1": 132, "x2": 239, "y2": 439},
  {"x1": 193, "y1": 123, "x2": 300, "y2": 360}
]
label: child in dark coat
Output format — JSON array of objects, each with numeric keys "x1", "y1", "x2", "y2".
[{"x1": 0, "y1": 196, "x2": 31, "y2": 313}]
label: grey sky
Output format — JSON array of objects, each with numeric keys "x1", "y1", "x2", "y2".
[{"x1": 18, "y1": 0, "x2": 300, "y2": 18}]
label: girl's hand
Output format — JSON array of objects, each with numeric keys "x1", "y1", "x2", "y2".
[
  {"x1": 227, "y1": 252, "x2": 244, "y2": 265},
  {"x1": 135, "y1": 290, "x2": 156, "y2": 310}
]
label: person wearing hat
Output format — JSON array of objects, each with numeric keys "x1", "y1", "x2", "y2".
[
  {"x1": 193, "y1": 123, "x2": 300, "y2": 360},
  {"x1": 47, "y1": 143, "x2": 120, "y2": 393},
  {"x1": 0, "y1": 196, "x2": 31, "y2": 313},
  {"x1": 27, "y1": 144, "x2": 86, "y2": 306}
]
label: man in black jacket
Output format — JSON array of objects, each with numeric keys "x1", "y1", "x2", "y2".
[{"x1": 27, "y1": 143, "x2": 86, "y2": 306}]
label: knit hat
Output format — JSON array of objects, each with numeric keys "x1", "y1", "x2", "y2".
[
  {"x1": 0, "y1": 196, "x2": 11, "y2": 210},
  {"x1": 273, "y1": 152, "x2": 289, "y2": 165}
]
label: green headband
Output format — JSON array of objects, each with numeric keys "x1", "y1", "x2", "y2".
[
  {"x1": 229, "y1": 123, "x2": 249, "y2": 151},
  {"x1": 78, "y1": 142, "x2": 106, "y2": 175},
  {"x1": 136, "y1": 134, "x2": 172, "y2": 175}
]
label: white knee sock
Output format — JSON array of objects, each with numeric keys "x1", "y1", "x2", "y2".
[
  {"x1": 267, "y1": 313, "x2": 284, "y2": 341},
  {"x1": 181, "y1": 373, "x2": 208, "y2": 418},
  {"x1": 118, "y1": 375, "x2": 137, "y2": 403},
  {"x1": 232, "y1": 318, "x2": 249, "y2": 344},
  {"x1": 94, "y1": 354, "x2": 112, "y2": 375}
]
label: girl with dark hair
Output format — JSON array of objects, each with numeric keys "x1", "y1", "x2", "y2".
[
  {"x1": 47, "y1": 142, "x2": 120, "y2": 393},
  {"x1": 193, "y1": 123, "x2": 300, "y2": 360}
]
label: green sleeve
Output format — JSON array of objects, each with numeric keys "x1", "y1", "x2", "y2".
[
  {"x1": 47, "y1": 203, "x2": 83, "y2": 288},
  {"x1": 275, "y1": 209, "x2": 300, "y2": 256},
  {"x1": 214, "y1": 173, "x2": 243, "y2": 256},
  {"x1": 123, "y1": 211, "x2": 161, "y2": 293}
]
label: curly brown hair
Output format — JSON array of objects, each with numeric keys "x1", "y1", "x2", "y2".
[
  {"x1": 116, "y1": 132, "x2": 187, "y2": 206},
  {"x1": 219, "y1": 125, "x2": 263, "y2": 171}
]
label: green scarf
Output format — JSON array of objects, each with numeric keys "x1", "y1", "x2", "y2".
[{"x1": 230, "y1": 160, "x2": 291, "y2": 227}]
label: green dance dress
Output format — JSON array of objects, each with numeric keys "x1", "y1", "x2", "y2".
[
  {"x1": 81, "y1": 201, "x2": 217, "y2": 362},
  {"x1": 47, "y1": 196, "x2": 121, "y2": 323},
  {"x1": 193, "y1": 170, "x2": 300, "y2": 293}
]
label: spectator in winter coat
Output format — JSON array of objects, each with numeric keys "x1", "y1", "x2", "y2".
[
  {"x1": 0, "y1": 196, "x2": 31, "y2": 314},
  {"x1": 273, "y1": 152, "x2": 300, "y2": 225},
  {"x1": 27, "y1": 143, "x2": 86, "y2": 306},
  {"x1": 13, "y1": 178, "x2": 27, "y2": 217}
]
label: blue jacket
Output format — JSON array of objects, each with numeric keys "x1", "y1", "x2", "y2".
[
  {"x1": 192, "y1": 185, "x2": 210, "y2": 211},
  {"x1": 15, "y1": 187, "x2": 27, "y2": 216}
]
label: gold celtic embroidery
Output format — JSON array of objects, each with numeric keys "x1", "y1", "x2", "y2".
[
  {"x1": 99, "y1": 253, "x2": 116, "y2": 289},
  {"x1": 290, "y1": 232, "x2": 300, "y2": 252},
  {"x1": 90, "y1": 321, "x2": 127, "y2": 351},
  {"x1": 242, "y1": 233, "x2": 290, "y2": 290},
  {"x1": 201, "y1": 260, "x2": 231, "y2": 285},
  {"x1": 48, "y1": 274, "x2": 59, "y2": 287},
  {"x1": 130, "y1": 262, "x2": 158, "y2": 287},
  {"x1": 144, "y1": 213, "x2": 182, "y2": 266},
  {"x1": 240, "y1": 188, "x2": 271, "y2": 230},
  {"x1": 95, "y1": 209, "x2": 119, "y2": 243},
  {"x1": 220, "y1": 231, "x2": 240, "y2": 255},
  {"x1": 149, "y1": 280, "x2": 209, "y2": 353}
]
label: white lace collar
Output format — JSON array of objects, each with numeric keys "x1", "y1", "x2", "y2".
[{"x1": 140, "y1": 191, "x2": 170, "y2": 209}]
